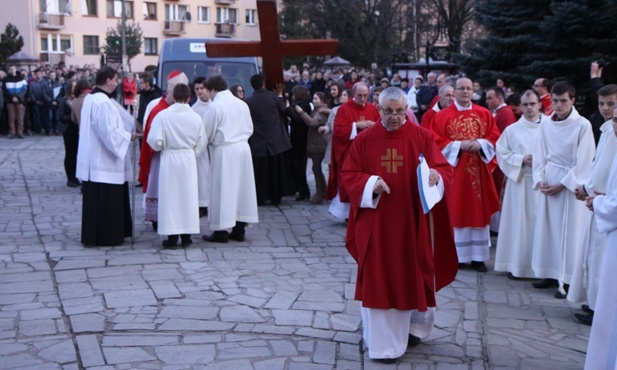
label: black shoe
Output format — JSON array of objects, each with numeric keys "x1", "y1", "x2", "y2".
[
  {"x1": 17, "y1": 134, "x2": 24, "y2": 139},
  {"x1": 408, "y1": 334, "x2": 421, "y2": 347},
  {"x1": 67, "y1": 180, "x2": 79, "y2": 188},
  {"x1": 554, "y1": 290, "x2": 567, "y2": 299},
  {"x1": 135, "y1": 182, "x2": 143, "y2": 188},
  {"x1": 471, "y1": 261, "x2": 488, "y2": 273},
  {"x1": 378, "y1": 358, "x2": 396, "y2": 364},
  {"x1": 74, "y1": 179, "x2": 81, "y2": 186},
  {"x1": 162, "y1": 237, "x2": 179, "y2": 249},
  {"x1": 574, "y1": 313, "x2": 593, "y2": 326},
  {"x1": 581, "y1": 304, "x2": 594, "y2": 314},
  {"x1": 271, "y1": 198, "x2": 281, "y2": 206},
  {"x1": 229, "y1": 222, "x2": 246, "y2": 242},
  {"x1": 296, "y1": 195, "x2": 309, "y2": 201},
  {"x1": 202, "y1": 231, "x2": 229, "y2": 243},
  {"x1": 532, "y1": 278, "x2": 558, "y2": 289},
  {"x1": 507, "y1": 272, "x2": 520, "y2": 280},
  {"x1": 199, "y1": 207, "x2": 208, "y2": 218},
  {"x1": 180, "y1": 235, "x2": 193, "y2": 246}
]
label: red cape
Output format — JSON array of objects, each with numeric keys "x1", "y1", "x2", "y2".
[
  {"x1": 430, "y1": 103, "x2": 501, "y2": 228},
  {"x1": 138, "y1": 96, "x2": 169, "y2": 192},
  {"x1": 494, "y1": 105, "x2": 517, "y2": 133},
  {"x1": 420, "y1": 105, "x2": 440, "y2": 129},
  {"x1": 342, "y1": 121, "x2": 458, "y2": 311},
  {"x1": 326, "y1": 99, "x2": 380, "y2": 201}
]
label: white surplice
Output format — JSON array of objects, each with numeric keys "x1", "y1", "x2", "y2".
[
  {"x1": 203, "y1": 90, "x2": 258, "y2": 230},
  {"x1": 568, "y1": 121, "x2": 617, "y2": 308},
  {"x1": 191, "y1": 98, "x2": 212, "y2": 208},
  {"x1": 585, "y1": 150, "x2": 617, "y2": 370},
  {"x1": 146, "y1": 103, "x2": 206, "y2": 235},
  {"x1": 531, "y1": 108, "x2": 595, "y2": 283},
  {"x1": 494, "y1": 116, "x2": 542, "y2": 277}
]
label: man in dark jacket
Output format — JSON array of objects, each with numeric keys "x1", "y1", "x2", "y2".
[
  {"x1": 29, "y1": 68, "x2": 54, "y2": 135},
  {"x1": 3, "y1": 65, "x2": 28, "y2": 138},
  {"x1": 245, "y1": 74, "x2": 294, "y2": 205},
  {"x1": 136, "y1": 73, "x2": 163, "y2": 129}
]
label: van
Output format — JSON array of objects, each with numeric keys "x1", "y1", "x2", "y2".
[{"x1": 157, "y1": 38, "x2": 259, "y2": 95}]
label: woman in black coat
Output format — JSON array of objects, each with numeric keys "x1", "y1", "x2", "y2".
[
  {"x1": 285, "y1": 85, "x2": 312, "y2": 201},
  {"x1": 58, "y1": 79, "x2": 79, "y2": 187}
]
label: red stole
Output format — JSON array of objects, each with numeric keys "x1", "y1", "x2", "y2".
[
  {"x1": 342, "y1": 121, "x2": 458, "y2": 311},
  {"x1": 138, "y1": 97, "x2": 170, "y2": 192}
]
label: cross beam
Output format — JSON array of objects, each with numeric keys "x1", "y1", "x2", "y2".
[{"x1": 205, "y1": 0, "x2": 339, "y2": 90}]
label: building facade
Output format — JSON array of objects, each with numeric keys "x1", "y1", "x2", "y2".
[{"x1": 0, "y1": 0, "x2": 262, "y2": 72}]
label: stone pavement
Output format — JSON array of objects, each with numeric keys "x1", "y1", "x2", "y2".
[{"x1": 0, "y1": 136, "x2": 590, "y2": 369}]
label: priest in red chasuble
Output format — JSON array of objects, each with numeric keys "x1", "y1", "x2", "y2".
[
  {"x1": 430, "y1": 77, "x2": 501, "y2": 272},
  {"x1": 341, "y1": 87, "x2": 458, "y2": 363},
  {"x1": 326, "y1": 82, "x2": 380, "y2": 219}
]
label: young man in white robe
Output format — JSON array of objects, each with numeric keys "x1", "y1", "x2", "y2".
[
  {"x1": 584, "y1": 133, "x2": 617, "y2": 370},
  {"x1": 494, "y1": 89, "x2": 544, "y2": 278},
  {"x1": 76, "y1": 66, "x2": 139, "y2": 246},
  {"x1": 191, "y1": 76, "x2": 211, "y2": 219},
  {"x1": 531, "y1": 81, "x2": 596, "y2": 298},
  {"x1": 568, "y1": 86, "x2": 617, "y2": 325},
  {"x1": 147, "y1": 83, "x2": 207, "y2": 248},
  {"x1": 201, "y1": 75, "x2": 258, "y2": 243}
]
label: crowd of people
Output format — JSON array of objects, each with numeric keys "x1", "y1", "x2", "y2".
[{"x1": 3, "y1": 59, "x2": 616, "y2": 367}]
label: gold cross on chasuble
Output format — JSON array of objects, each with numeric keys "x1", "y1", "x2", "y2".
[{"x1": 381, "y1": 148, "x2": 404, "y2": 173}]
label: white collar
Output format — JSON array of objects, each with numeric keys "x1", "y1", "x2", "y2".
[{"x1": 454, "y1": 101, "x2": 473, "y2": 111}]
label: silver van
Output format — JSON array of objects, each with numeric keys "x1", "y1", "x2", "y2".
[{"x1": 157, "y1": 38, "x2": 259, "y2": 95}]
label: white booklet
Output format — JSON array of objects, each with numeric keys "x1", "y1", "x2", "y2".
[{"x1": 417, "y1": 154, "x2": 441, "y2": 214}]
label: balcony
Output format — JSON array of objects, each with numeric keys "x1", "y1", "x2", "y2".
[
  {"x1": 40, "y1": 52, "x2": 65, "y2": 65},
  {"x1": 215, "y1": 0, "x2": 236, "y2": 4},
  {"x1": 38, "y1": 12, "x2": 65, "y2": 30},
  {"x1": 215, "y1": 23, "x2": 236, "y2": 38},
  {"x1": 164, "y1": 21, "x2": 186, "y2": 36}
]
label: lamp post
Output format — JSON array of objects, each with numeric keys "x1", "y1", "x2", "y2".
[{"x1": 121, "y1": 0, "x2": 127, "y2": 70}]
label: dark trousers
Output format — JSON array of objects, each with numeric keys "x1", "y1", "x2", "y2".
[
  {"x1": 62, "y1": 123, "x2": 79, "y2": 181},
  {"x1": 289, "y1": 153, "x2": 310, "y2": 198},
  {"x1": 32, "y1": 103, "x2": 51, "y2": 132}
]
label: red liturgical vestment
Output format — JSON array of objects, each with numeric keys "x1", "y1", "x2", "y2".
[
  {"x1": 430, "y1": 104, "x2": 501, "y2": 228},
  {"x1": 326, "y1": 99, "x2": 380, "y2": 201},
  {"x1": 138, "y1": 97, "x2": 170, "y2": 192},
  {"x1": 342, "y1": 121, "x2": 458, "y2": 311}
]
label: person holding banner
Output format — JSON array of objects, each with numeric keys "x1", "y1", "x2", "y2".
[{"x1": 341, "y1": 87, "x2": 457, "y2": 364}]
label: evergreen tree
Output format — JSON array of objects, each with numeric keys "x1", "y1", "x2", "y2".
[
  {"x1": 0, "y1": 23, "x2": 25, "y2": 68},
  {"x1": 459, "y1": 0, "x2": 617, "y2": 94},
  {"x1": 104, "y1": 22, "x2": 143, "y2": 72}
]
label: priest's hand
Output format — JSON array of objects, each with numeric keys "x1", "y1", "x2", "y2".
[
  {"x1": 540, "y1": 182, "x2": 565, "y2": 196},
  {"x1": 523, "y1": 155, "x2": 533, "y2": 167},
  {"x1": 574, "y1": 185, "x2": 588, "y2": 201},
  {"x1": 358, "y1": 120, "x2": 375, "y2": 130},
  {"x1": 428, "y1": 169, "x2": 440, "y2": 186},
  {"x1": 373, "y1": 178, "x2": 391, "y2": 195},
  {"x1": 585, "y1": 196, "x2": 595, "y2": 212}
]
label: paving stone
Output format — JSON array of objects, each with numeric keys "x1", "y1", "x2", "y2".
[
  {"x1": 103, "y1": 335, "x2": 180, "y2": 347},
  {"x1": 220, "y1": 305, "x2": 264, "y2": 323},
  {"x1": 70, "y1": 313, "x2": 105, "y2": 333},
  {"x1": 0, "y1": 353, "x2": 44, "y2": 369},
  {"x1": 272, "y1": 309, "x2": 313, "y2": 326},
  {"x1": 62, "y1": 296, "x2": 105, "y2": 315},
  {"x1": 158, "y1": 319, "x2": 234, "y2": 331},
  {"x1": 149, "y1": 281, "x2": 182, "y2": 299},
  {"x1": 217, "y1": 345, "x2": 271, "y2": 359},
  {"x1": 204, "y1": 359, "x2": 253, "y2": 369},
  {"x1": 104, "y1": 289, "x2": 157, "y2": 308},
  {"x1": 54, "y1": 259, "x2": 106, "y2": 271},
  {"x1": 270, "y1": 340, "x2": 298, "y2": 356},
  {"x1": 91, "y1": 275, "x2": 149, "y2": 291},
  {"x1": 155, "y1": 344, "x2": 215, "y2": 364},
  {"x1": 19, "y1": 319, "x2": 57, "y2": 336},
  {"x1": 264, "y1": 291, "x2": 299, "y2": 309},
  {"x1": 102, "y1": 347, "x2": 157, "y2": 364},
  {"x1": 254, "y1": 358, "x2": 287, "y2": 370},
  {"x1": 20, "y1": 307, "x2": 62, "y2": 320},
  {"x1": 157, "y1": 306, "x2": 219, "y2": 320},
  {"x1": 0, "y1": 293, "x2": 36, "y2": 305},
  {"x1": 313, "y1": 341, "x2": 336, "y2": 365},
  {"x1": 0, "y1": 280, "x2": 54, "y2": 294},
  {"x1": 58, "y1": 283, "x2": 94, "y2": 300},
  {"x1": 38, "y1": 339, "x2": 77, "y2": 363}
]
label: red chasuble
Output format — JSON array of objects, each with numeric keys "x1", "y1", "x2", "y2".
[
  {"x1": 420, "y1": 105, "x2": 439, "y2": 129},
  {"x1": 494, "y1": 105, "x2": 517, "y2": 133},
  {"x1": 138, "y1": 97, "x2": 170, "y2": 192},
  {"x1": 341, "y1": 121, "x2": 458, "y2": 311},
  {"x1": 326, "y1": 99, "x2": 380, "y2": 201},
  {"x1": 430, "y1": 104, "x2": 501, "y2": 228},
  {"x1": 540, "y1": 94, "x2": 554, "y2": 116}
]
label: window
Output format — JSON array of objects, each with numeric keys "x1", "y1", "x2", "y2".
[
  {"x1": 106, "y1": 0, "x2": 133, "y2": 19},
  {"x1": 83, "y1": 35, "x2": 99, "y2": 54},
  {"x1": 165, "y1": 4, "x2": 189, "y2": 21},
  {"x1": 143, "y1": 2, "x2": 156, "y2": 20},
  {"x1": 81, "y1": 0, "x2": 97, "y2": 16},
  {"x1": 245, "y1": 9, "x2": 256, "y2": 25},
  {"x1": 216, "y1": 7, "x2": 237, "y2": 24},
  {"x1": 198, "y1": 6, "x2": 210, "y2": 23},
  {"x1": 144, "y1": 37, "x2": 157, "y2": 55},
  {"x1": 40, "y1": 0, "x2": 71, "y2": 14},
  {"x1": 41, "y1": 34, "x2": 72, "y2": 52}
]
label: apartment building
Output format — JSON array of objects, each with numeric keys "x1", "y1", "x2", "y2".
[{"x1": 0, "y1": 0, "x2": 262, "y2": 72}]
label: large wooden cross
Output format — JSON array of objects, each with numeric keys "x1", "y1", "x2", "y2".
[{"x1": 205, "y1": 0, "x2": 339, "y2": 90}]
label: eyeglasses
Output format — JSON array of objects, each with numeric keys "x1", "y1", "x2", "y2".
[
  {"x1": 455, "y1": 87, "x2": 474, "y2": 91},
  {"x1": 237, "y1": 89, "x2": 244, "y2": 93},
  {"x1": 382, "y1": 109, "x2": 406, "y2": 116},
  {"x1": 521, "y1": 102, "x2": 538, "y2": 107}
]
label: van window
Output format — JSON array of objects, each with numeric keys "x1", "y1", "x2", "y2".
[{"x1": 161, "y1": 61, "x2": 257, "y2": 95}]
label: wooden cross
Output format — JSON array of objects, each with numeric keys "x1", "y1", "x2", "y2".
[{"x1": 205, "y1": 0, "x2": 339, "y2": 90}]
